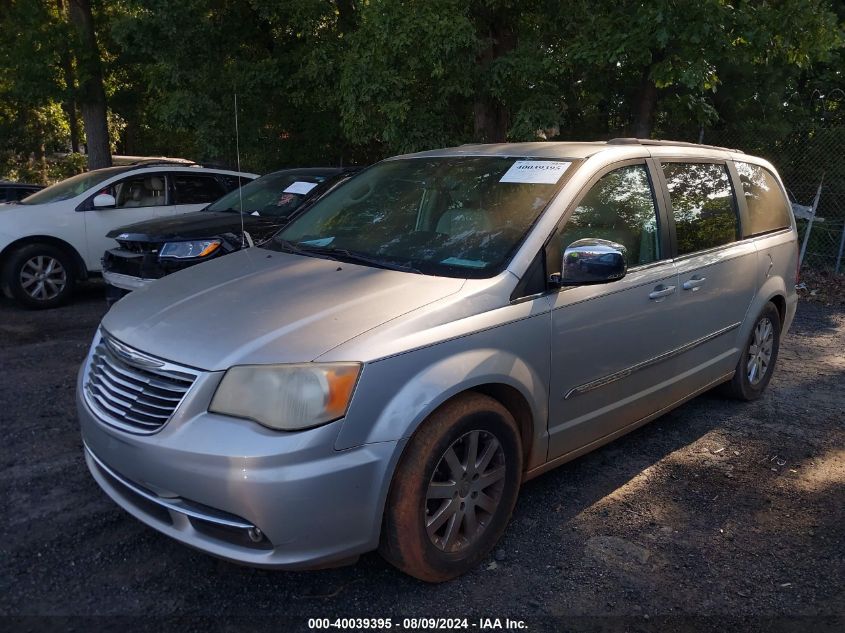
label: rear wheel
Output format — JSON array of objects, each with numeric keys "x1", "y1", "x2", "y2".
[
  {"x1": 379, "y1": 393, "x2": 522, "y2": 582},
  {"x1": 722, "y1": 302, "x2": 781, "y2": 400},
  {"x1": 4, "y1": 243, "x2": 76, "y2": 309}
]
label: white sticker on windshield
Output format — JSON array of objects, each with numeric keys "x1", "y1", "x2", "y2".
[
  {"x1": 499, "y1": 160, "x2": 571, "y2": 184},
  {"x1": 283, "y1": 181, "x2": 319, "y2": 195}
]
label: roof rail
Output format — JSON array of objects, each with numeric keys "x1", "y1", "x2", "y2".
[
  {"x1": 129, "y1": 159, "x2": 201, "y2": 167},
  {"x1": 607, "y1": 138, "x2": 744, "y2": 154}
]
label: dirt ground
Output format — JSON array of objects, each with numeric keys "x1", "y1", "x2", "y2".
[{"x1": 1, "y1": 281, "x2": 843, "y2": 632}]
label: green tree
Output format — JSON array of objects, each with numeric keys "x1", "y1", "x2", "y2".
[{"x1": 564, "y1": 0, "x2": 842, "y2": 137}]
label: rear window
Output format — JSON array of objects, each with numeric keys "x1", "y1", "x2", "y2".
[
  {"x1": 735, "y1": 162, "x2": 792, "y2": 236},
  {"x1": 662, "y1": 162, "x2": 739, "y2": 255}
]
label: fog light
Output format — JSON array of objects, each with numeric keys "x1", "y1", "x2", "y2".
[{"x1": 247, "y1": 527, "x2": 264, "y2": 543}]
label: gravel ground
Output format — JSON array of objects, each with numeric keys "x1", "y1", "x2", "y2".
[{"x1": 1, "y1": 282, "x2": 843, "y2": 632}]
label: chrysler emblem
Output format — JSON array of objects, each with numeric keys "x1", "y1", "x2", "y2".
[{"x1": 105, "y1": 337, "x2": 165, "y2": 369}]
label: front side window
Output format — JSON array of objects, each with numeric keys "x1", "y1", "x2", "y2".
[
  {"x1": 735, "y1": 162, "x2": 791, "y2": 236},
  {"x1": 557, "y1": 164, "x2": 661, "y2": 267},
  {"x1": 173, "y1": 174, "x2": 226, "y2": 205},
  {"x1": 276, "y1": 157, "x2": 578, "y2": 278},
  {"x1": 663, "y1": 162, "x2": 738, "y2": 255},
  {"x1": 106, "y1": 175, "x2": 168, "y2": 209}
]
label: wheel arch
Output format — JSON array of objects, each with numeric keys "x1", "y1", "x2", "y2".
[
  {"x1": 768, "y1": 292, "x2": 786, "y2": 325},
  {"x1": 467, "y1": 383, "x2": 535, "y2": 468},
  {"x1": 336, "y1": 344, "x2": 548, "y2": 470},
  {"x1": 0, "y1": 236, "x2": 88, "y2": 281}
]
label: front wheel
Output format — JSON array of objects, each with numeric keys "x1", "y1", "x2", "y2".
[
  {"x1": 379, "y1": 393, "x2": 523, "y2": 582},
  {"x1": 723, "y1": 302, "x2": 782, "y2": 400},
  {"x1": 3, "y1": 243, "x2": 76, "y2": 309}
]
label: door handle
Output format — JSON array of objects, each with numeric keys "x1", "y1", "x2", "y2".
[
  {"x1": 648, "y1": 285, "x2": 676, "y2": 301},
  {"x1": 682, "y1": 276, "x2": 707, "y2": 291}
]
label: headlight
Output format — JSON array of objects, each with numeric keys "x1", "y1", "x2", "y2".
[
  {"x1": 159, "y1": 239, "x2": 221, "y2": 259},
  {"x1": 209, "y1": 363, "x2": 361, "y2": 431}
]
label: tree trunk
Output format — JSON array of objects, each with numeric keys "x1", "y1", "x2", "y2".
[
  {"x1": 67, "y1": 0, "x2": 111, "y2": 168},
  {"x1": 59, "y1": 54, "x2": 80, "y2": 153},
  {"x1": 335, "y1": 0, "x2": 358, "y2": 36},
  {"x1": 56, "y1": 0, "x2": 80, "y2": 153},
  {"x1": 632, "y1": 69, "x2": 658, "y2": 138},
  {"x1": 472, "y1": 8, "x2": 516, "y2": 143}
]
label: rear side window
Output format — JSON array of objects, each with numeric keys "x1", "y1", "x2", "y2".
[
  {"x1": 172, "y1": 174, "x2": 226, "y2": 204},
  {"x1": 218, "y1": 174, "x2": 251, "y2": 193},
  {"x1": 662, "y1": 162, "x2": 738, "y2": 255},
  {"x1": 735, "y1": 162, "x2": 791, "y2": 236}
]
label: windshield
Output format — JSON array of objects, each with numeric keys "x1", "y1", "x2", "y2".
[
  {"x1": 20, "y1": 167, "x2": 127, "y2": 205},
  {"x1": 207, "y1": 172, "x2": 329, "y2": 217},
  {"x1": 275, "y1": 156, "x2": 576, "y2": 278}
]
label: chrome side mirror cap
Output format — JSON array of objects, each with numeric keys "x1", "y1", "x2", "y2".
[{"x1": 551, "y1": 238, "x2": 628, "y2": 286}]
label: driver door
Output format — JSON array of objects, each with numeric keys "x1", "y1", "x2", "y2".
[
  {"x1": 81, "y1": 173, "x2": 173, "y2": 271},
  {"x1": 547, "y1": 161, "x2": 685, "y2": 460}
]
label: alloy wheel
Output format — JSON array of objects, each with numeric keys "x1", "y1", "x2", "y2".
[
  {"x1": 425, "y1": 429, "x2": 506, "y2": 553},
  {"x1": 19, "y1": 255, "x2": 67, "y2": 301},
  {"x1": 747, "y1": 317, "x2": 774, "y2": 385}
]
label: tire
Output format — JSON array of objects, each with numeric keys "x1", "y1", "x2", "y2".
[
  {"x1": 379, "y1": 392, "x2": 523, "y2": 582},
  {"x1": 3, "y1": 243, "x2": 76, "y2": 309},
  {"x1": 722, "y1": 302, "x2": 781, "y2": 401}
]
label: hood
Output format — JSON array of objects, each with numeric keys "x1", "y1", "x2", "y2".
[
  {"x1": 0, "y1": 201, "x2": 50, "y2": 213},
  {"x1": 102, "y1": 248, "x2": 465, "y2": 371},
  {"x1": 106, "y1": 211, "x2": 286, "y2": 243}
]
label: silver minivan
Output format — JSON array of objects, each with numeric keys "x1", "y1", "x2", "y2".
[{"x1": 77, "y1": 140, "x2": 798, "y2": 581}]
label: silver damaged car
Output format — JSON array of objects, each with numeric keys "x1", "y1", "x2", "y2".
[{"x1": 77, "y1": 140, "x2": 798, "y2": 581}]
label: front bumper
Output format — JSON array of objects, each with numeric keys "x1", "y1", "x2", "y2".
[
  {"x1": 77, "y1": 360, "x2": 402, "y2": 569},
  {"x1": 102, "y1": 270, "x2": 155, "y2": 292}
]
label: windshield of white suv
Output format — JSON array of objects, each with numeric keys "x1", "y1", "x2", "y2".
[
  {"x1": 207, "y1": 172, "x2": 329, "y2": 218},
  {"x1": 20, "y1": 167, "x2": 129, "y2": 205},
  {"x1": 275, "y1": 156, "x2": 578, "y2": 278}
]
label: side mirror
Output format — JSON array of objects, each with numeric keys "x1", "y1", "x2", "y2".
[
  {"x1": 552, "y1": 238, "x2": 627, "y2": 286},
  {"x1": 93, "y1": 193, "x2": 116, "y2": 209}
]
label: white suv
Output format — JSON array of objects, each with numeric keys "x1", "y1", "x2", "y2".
[{"x1": 0, "y1": 164, "x2": 257, "y2": 308}]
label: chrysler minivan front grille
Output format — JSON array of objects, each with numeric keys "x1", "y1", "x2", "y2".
[{"x1": 84, "y1": 333, "x2": 198, "y2": 433}]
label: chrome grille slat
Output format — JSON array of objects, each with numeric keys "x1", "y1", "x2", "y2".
[
  {"x1": 97, "y1": 351, "x2": 192, "y2": 393},
  {"x1": 89, "y1": 371, "x2": 175, "y2": 412},
  {"x1": 95, "y1": 363, "x2": 185, "y2": 402},
  {"x1": 88, "y1": 380, "x2": 136, "y2": 410},
  {"x1": 89, "y1": 382, "x2": 170, "y2": 421},
  {"x1": 83, "y1": 332, "x2": 199, "y2": 434}
]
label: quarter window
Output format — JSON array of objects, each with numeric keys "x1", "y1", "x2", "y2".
[
  {"x1": 172, "y1": 174, "x2": 225, "y2": 204},
  {"x1": 558, "y1": 164, "x2": 661, "y2": 266},
  {"x1": 735, "y1": 162, "x2": 791, "y2": 236},
  {"x1": 662, "y1": 162, "x2": 738, "y2": 255}
]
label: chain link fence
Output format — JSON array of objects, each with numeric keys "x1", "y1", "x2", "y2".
[{"x1": 703, "y1": 101, "x2": 845, "y2": 274}]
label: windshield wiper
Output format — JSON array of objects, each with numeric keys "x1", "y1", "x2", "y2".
[{"x1": 275, "y1": 240, "x2": 422, "y2": 274}]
